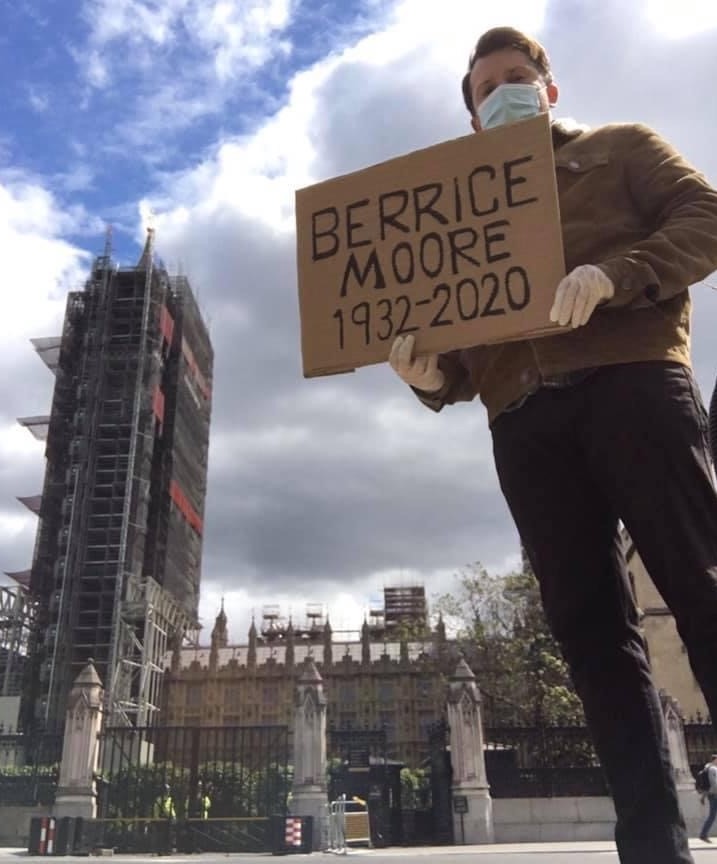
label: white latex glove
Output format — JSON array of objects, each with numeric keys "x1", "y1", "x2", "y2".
[
  {"x1": 549, "y1": 264, "x2": 615, "y2": 328},
  {"x1": 388, "y1": 335, "x2": 444, "y2": 392}
]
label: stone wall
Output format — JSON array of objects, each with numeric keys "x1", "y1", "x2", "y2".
[
  {"x1": 0, "y1": 805, "x2": 47, "y2": 847},
  {"x1": 491, "y1": 790, "x2": 706, "y2": 844},
  {"x1": 492, "y1": 796, "x2": 615, "y2": 843}
]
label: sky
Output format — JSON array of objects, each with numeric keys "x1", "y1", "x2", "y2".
[{"x1": 2, "y1": 0, "x2": 717, "y2": 646}]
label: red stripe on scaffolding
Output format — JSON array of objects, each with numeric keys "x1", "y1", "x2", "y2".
[
  {"x1": 170, "y1": 480, "x2": 203, "y2": 535},
  {"x1": 153, "y1": 386, "x2": 165, "y2": 424},
  {"x1": 159, "y1": 305, "x2": 175, "y2": 347},
  {"x1": 181, "y1": 337, "x2": 211, "y2": 400}
]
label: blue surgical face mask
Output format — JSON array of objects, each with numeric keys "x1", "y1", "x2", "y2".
[{"x1": 477, "y1": 83, "x2": 543, "y2": 130}]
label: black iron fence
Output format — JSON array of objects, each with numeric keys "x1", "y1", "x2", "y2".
[
  {"x1": 95, "y1": 724, "x2": 290, "y2": 853},
  {"x1": 0, "y1": 733, "x2": 62, "y2": 806},
  {"x1": 484, "y1": 724, "x2": 607, "y2": 798},
  {"x1": 685, "y1": 721, "x2": 717, "y2": 773}
]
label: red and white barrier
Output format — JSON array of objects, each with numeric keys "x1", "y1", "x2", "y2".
[
  {"x1": 37, "y1": 817, "x2": 57, "y2": 855},
  {"x1": 284, "y1": 817, "x2": 303, "y2": 847}
]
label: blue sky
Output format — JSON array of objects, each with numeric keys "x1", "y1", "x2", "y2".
[
  {"x1": 1, "y1": 0, "x2": 390, "y2": 260},
  {"x1": 2, "y1": 0, "x2": 717, "y2": 643}
]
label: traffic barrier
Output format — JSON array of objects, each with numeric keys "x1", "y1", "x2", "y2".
[
  {"x1": 54, "y1": 817, "x2": 82, "y2": 855},
  {"x1": 326, "y1": 797, "x2": 346, "y2": 854},
  {"x1": 28, "y1": 816, "x2": 87, "y2": 855},
  {"x1": 326, "y1": 795, "x2": 370, "y2": 853},
  {"x1": 28, "y1": 817, "x2": 44, "y2": 855},
  {"x1": 28, "y1": 817, "x2": 57, "y2": 855},
  {"x1": 270, "y1": 814, "x2": 314, "y2": 855}
]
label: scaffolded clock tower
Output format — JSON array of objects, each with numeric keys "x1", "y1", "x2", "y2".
[{"x1": 19, "y1": 230, "x2": 212, "y2": 732}]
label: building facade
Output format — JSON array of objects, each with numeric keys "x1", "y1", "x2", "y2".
[
  {"x1": 625, "y1": 538, "x2": 708, "y2": 719},
  {"x1": 162, "y1": 591, "x2": 457, "y2": 769},
  {"x1": 20, "y1": 231, "x2": 213, "y2": 732}
]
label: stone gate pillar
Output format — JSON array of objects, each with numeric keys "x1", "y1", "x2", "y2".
[
  {"x1": 659, "y1": 690, "x2": 693, "y2": 788},
  {"x1": 291, "y1": 657, "x2": 328, "y2": 849},
  {"x1": 53, "y1": 660, "x2": 104, "y2": 819},
  {"x1": 446, "y1": 658, "x2": 494, "y2": 844}
]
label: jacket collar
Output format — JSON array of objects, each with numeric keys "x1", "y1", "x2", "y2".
[{"x1": 551, "y1": 117, "x2": 589, "y2": 149}]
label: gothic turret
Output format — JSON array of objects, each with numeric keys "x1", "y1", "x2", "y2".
[
  {"x1": 361, "y1": 618, "x2": 371, "y2": 665},
  {"x1": 285, "y1": 618, "x2": 295, "y2": 670},
  {"x1": 248, "y1": 617, "x2": 257, "y2": 669},
  {"x1": 323, "y1": 618, "x2": 333, "y2": 667}
]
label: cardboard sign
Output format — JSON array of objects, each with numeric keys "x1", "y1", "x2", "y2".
[{"x1": 295, "y1": 113, "x2": 565, "y2": 377}]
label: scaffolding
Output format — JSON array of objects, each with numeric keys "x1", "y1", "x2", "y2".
[
  {"x1": 20, "y1": 230, "x2": 213, "y2": 733},
  {"x1": 368, "y1": 586, "x2": 428, "y2": 638},
  {"x1": 0, "y1": 584, "x2": 35, "y2": 699},
  {"x1": 110, "y1": 575, "x2": 194, "y2": 727}
]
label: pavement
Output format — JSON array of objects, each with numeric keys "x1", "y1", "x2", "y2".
[{"x1": 2, "y1": 840, "x2": 717, "y2": 862}]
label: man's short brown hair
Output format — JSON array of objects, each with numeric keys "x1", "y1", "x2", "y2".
[{"x1": 461, "y1": 26, "x2": 552, "y2": 115}]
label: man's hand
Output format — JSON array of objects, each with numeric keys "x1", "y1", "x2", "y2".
[
  {"x1": 389, "y1": 335, "x2": 444, "y2": 392},
  {"x1": 550, "y1": 264, "x2": 615, "y2": 328}
]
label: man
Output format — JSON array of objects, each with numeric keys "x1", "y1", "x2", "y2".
[
  {"x1": 187, "y1": 781, "x2": 211, "y2": 820},
  {"x1": 151, "y1": 784, "x2": 176, "y2": 855},
  {"x1": 700, "y1": 755, "x2": 717, "y2": 843},
  {"x1": 186, "y1": 781, "x2": 211, "y2": 852},
  {"x1": 389, "y1": 26, "x2": 717, "y2": 864}
]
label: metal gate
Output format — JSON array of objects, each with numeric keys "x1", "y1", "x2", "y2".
[
  {"x1": 427, "y1": 718, "x2": 454, "y2": 844},
  {"x1": 328, "y1": 728, "x2": 398, "y2": 847},
  {"x1": 92, "y1": 724, "x2": 290, "y2": 852}
]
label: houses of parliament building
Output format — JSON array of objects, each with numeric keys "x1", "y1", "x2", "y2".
[
  {"x1": 161, "y1": 586, "x2": 457, "y2": 768},
  {"x1": 161, "y1": 556, "x2": 708, "y2": 771}
]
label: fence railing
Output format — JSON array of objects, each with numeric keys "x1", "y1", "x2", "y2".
[
  {"x1": 98, "y1": 725, "x2": 291, "y2": 823},
  {"x1": 484, "y1": 724, "x2": 604, "y2": 798},
  {"x1": 0, "y1": 733, "x2": 62, "y2": 806},
  {"x1": 684, "y1": 722, "x2": 717, "y2": 772}
]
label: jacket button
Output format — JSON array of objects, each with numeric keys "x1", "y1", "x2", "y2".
[
  {"x1": 569, "y1": 160, "x2": 580, "y2": 169},
  {"x1": 520, "y1": 370, "x2": 533, "y2": 384}
]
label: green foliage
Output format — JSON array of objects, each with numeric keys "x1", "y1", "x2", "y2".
[
  {"x1": 434, "y1": 560, "x2": 584, "y2": 726},
  {"x1": 0, "y1": 763, "x2": 58, "y2": 776},
  {"x1": 400, "y1": 766, "x2": 429, "y2": 809},
  {"x1": 99, "y1": 759, "x2": 290, "y2": 820}
]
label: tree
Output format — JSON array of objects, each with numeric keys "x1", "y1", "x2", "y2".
[{"x1": 434, "y1": 559, "x2": 584, "y2": 726}]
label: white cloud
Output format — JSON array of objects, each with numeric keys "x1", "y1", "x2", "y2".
[
  {"x1": 0, "y1": 176, "x2": 90, "y2": 572},
  {"x1": 645, "y1": 1, "x2": 717, "y2": 39},
  {"x1": 27, "y1": 87, "x2": 49, "y2": 113},
  {"x1": 0, "y1": 176, "x2": 90, "y2": 335},
  {"x1": 148, "y1": 0, "x2": 549, "y2": 232},
  {"x1": 79, "y1": 0, "x2": 294, "y2": 87},
  {"x1": 0, "y1": 174, "x2": 88, "y2": 532}
]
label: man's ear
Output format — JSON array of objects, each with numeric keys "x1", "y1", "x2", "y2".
[{"x1": 547, "y1": 81, "x2": 559, "y2": 107}]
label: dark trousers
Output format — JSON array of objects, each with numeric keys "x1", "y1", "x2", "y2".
[
  {"x1": 491, "y1": 361, "x2": 717, "y2": 864},
  {"x1": 701, "y1": 794, "x2": 717, "y2": 839}
]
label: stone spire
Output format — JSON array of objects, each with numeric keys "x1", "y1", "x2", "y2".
[
  {"x1": 209, "y1": 600, "x2": 228, "y2": 671},
  {"x1": 285, "y1": 618, "x2": 295, "y2": 670},
  {"x1": 211, "y1": 599, "x2": 228, "y2": 649},
  {"x1": 323, "y1": 617, "x2": 333, "y2": 667},
  {"x1": 136, "y1": 226, "x2": 155, "y2": 270},
  {"x1": 361, "y1": 618, "x2": 371, "y2": 665},
  {"x1": 248, "y1": 617, "x2": 257, "y2": 669}
]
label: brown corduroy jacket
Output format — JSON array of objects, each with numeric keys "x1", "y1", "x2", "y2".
[{"x1": 415, "y1": 119, "x2": 717, "y2": 423}]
